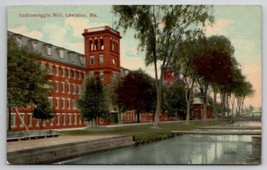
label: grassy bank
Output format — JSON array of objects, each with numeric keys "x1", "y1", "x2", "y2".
[{"x1": 60, "y1": 120, "x2": 230, "y2": 143}]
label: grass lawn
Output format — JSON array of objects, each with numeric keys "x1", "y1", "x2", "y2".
[{"x1": 60, "y1": 120, "x2": 231, "y2": 143}]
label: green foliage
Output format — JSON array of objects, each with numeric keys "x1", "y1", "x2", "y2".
[
  {"x1": 113, "y1": 5, "x2": 214, "y2": 126},
  {"x1": 32, "y1": 100, "x2": 53, "y2": 121},
  {"x1": 7, "y1": 36, "x2": 53, "y2": 121},
  {"x1": 77, "y1": 76, "x2": 109, "y2": 122},
  {"x1": 162, "y1": 81, "x2": 187, "y2": 118}
]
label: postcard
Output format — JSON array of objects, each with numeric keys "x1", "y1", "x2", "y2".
[{"x1": 6, "y1": 5, "x2": 261, "y2": 165}]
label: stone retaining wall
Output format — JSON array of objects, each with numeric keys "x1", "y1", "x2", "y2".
[{"x1": 7, "y1": 135, "x2": 135, "y2": 164}]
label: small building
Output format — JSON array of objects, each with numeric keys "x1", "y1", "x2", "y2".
[{"x1": 191, "y1": 97, "x2": 212, "y2": 119}]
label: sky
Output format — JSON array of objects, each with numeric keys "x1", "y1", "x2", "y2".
[{"x1": 7, "y1": 5, "x2": 261, "y2": 108}]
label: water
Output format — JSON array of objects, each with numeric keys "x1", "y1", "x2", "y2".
[{"x1": 59, "y1": 135, "x2": 253, "y2": 165}]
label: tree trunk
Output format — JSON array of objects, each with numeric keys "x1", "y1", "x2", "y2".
[
  {"x1": 185, "y1": 88, "x2": 192, "y2": 122},
  {"x1": 137, "y1": 110, "x2": 140, "y2": 123},
  {"x1": 8, "y1": 107, "x2": 11, "y2": 131},
  {"x1": 213, "y1": 91, "x2": 217, "y2": 119},
  {"x1": 202, "y1": 84, "x2": 208, "y2": 121},
  {"x1": 153, "y1": 82, "x2": 162, "y2": 128}
]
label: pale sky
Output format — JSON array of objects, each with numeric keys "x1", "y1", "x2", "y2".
[{"x1": 7, "y1": 5, "x2": 261, "y2": 108}]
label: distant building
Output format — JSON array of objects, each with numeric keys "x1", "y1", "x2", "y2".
[{"x1": 191, "y1": 97, "x2": 212, "y2": 119}]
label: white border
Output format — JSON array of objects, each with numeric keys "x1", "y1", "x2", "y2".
[{"x1": 1, "y1": 1, "x2": 266, "y2": 170}]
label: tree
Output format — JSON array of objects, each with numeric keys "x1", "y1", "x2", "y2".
[
  {"x1": 7, "y1": 36, "x2": 52, "y2": 130},
  {"x1": 163, "y1": 81, "x2": 187, "y2": 120},
  {"x1": 114, "y1": 70, "x2": 156, "y2": 123},
  {"x1": 77, "y1": 76, "x2": 109, "y2": 126},
  {"x1": 113, "y1": 5, "x2": 214, "y2": 128}
]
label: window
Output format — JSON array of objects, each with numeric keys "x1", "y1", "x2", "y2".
[
  {"x1": 55, "y1": 81, "x2": 59, "y2": 93},
  {"x1": 32, "y1": 41, "x2": 37, "y2": 50},
  {"x1": 99, "y1": 54, "x2": 104, "y2": 64},
  {"x1": 61, "y1": 67, "x2": 65, "y2": 77},
  {"x1": 17, "y1": 37, "x2": 22, "y2": 47},
  {"x1": 48, "y1": 97, "x2": 53, "y2": 108},
  {"x1": 89, "y1": 71, "x2": 94, "y2": 77},
  {"x1": 68, "y1": 69, "x2": 71, "y2": 78},
  {"x1": 59, "y1": 49, "x2": 64, "y2": 59},
  {"x1": 48, "y1": 64, "x2": 53, "y2": 75},
  {"x1": 78, "y1": 71, "x2": 81, "y2": 80},
  {"x1": 100, "y1": 72, "x2": 104, "y2": 81},
  {"x1": 67, "y1": 83, "x2": 71, "y2": 93},
  {"x1": 68, "y1": 113, "x2": 72, "y2": 125},
  {"x1": 72, "y1": 84, "x2": 76, "y2": 94},
  {"x1": 67, "y1": 99, "x2": 71, "y2": 109},
  {"x1": 11, "y1": 113, "x2": 16, "y2": 127},
  {"x1": 112, "y1": 58, "x2": 116, "y2": 65},
  {"x1": 79, "y1": 56, "x2": 85, "y2": 65},
  {"x1": 100, "y1": 38, "x2": 104, "y2": 50},
  {"x1": 28, "y1": 113, "x2": 32, "y2": 127},
  {"x1": 90, "y1": 56, "x2": 94, "y2": 65},
  {"x1": 94, "y1": 39, "x2": 98, "y2": 50},
  {"x1": 77, "y1": 85, "x2": 81, "y2": 94},
  {"x1": 55, "y1": 98, "x2": 59, "y2": 109},
  {"x1": 74, "y1": 113, "x2": 77, "y2": 125},
  {"x1": 19, "y1": 113, "x2": 25, "y2": 127},
  {"x1": 40, "y1": 62, "x2": 46, "y2": 71},
  {"x1": 36, "y1": 120, "x2": 40, "y2": 127},
  {"x1": 62, "y1": 113, "x2": 66, "y2": 126},
  {"x1": 61, "y1": 82, "x2": 65, "y2": 93},
  {"x1": 61, "y1": 98, "x2": 65, "y2": 109},
  {"x1": 72, "y1": 70, "x2": 76, "y2": 79},
  {"x1": 47, "y1": 46, "x2": 52, "y2": 56},
  {"x1": 50, "y1": 117, "x2": 54, "y2": 126},
  {"x1": 112, "y1": 40, "x2": 115, "y2": 51},
  {"x1": 55, "y1": 66, "x2": 59, "y2": 76},
  {"x1": 71, "y1": 54, "x2": 75, "y2": 63},
  {"x1": 72, "y1": 99, "x2": 76, "y2": 109},
  {"x1": 90, "y1": 40, "x2": 93, "y2": 51},
  {"x1": 56, "y1": 113, "x2": 60, "y2": 126}
]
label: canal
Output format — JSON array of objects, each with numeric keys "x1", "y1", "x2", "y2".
[{"x1": 58, "y1": 134, "x2": 254, "y2": 165}]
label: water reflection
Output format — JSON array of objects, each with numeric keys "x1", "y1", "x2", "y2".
[{"x1": 59, "y1": 135, "x2": 253, "y2": 165}]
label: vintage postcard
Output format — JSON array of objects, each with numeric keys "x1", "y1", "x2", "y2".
[{"x1": 6, "y1": 5, "x2": 261, "y2": 165}]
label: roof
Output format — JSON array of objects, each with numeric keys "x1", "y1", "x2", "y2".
[
  {"x1": 192, "y1": 97, "x2": 203, "y2": 104},
  {"x1": 8, "y1": 31, "x2": 85, "y2": 69}
]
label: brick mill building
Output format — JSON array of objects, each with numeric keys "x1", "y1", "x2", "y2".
[{"x1": 8, "y1": 26, "x2": 124, "y2": 131}]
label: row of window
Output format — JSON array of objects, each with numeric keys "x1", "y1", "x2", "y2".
[
  {"x1": 48, "y1": 97, "x2": 77, "y2": 110},
  {"x1": 89, "y1": 55, "x2": 117, "y2": 66},
  {"x1": 41, "y1": 62, "x2": 85, "y2": 80},
  {"x1": 10, "y1": 113, "x2": 83, "y2": 128},
  {"x1": 49, "y1": 80, "x2": 82, "y2": 95},
  {"x1": 89, "y1": 37, "x2": 119, "y2": 52}
]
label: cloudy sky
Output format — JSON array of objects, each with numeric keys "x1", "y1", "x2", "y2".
[{"x1": 7, "y1": 5, "x2": 261, "y2": 108}]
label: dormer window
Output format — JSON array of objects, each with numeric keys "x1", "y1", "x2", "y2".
[
  {"x1": 16, "y1": 37, "x2": 22, "y2": 47},
  {"x1": 68, "y1": 52, "x2": 75, "y2": 63},
  {"x1": 79, "y1": 56, "x2": 85, "y2": 65},
  {"x1": 59, "y1": 49, "x2": 64, "y2": 59},
  {"x1": 31, "y1": 40, "x2": 37, "y2": 50},
  {"x1": 47, "y1": 46, "x2": 52, "y2": 56}
]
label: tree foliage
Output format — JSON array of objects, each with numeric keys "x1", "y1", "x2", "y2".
[
  {"x1": 162, "y1": 81, "x2": 187, "y2": 119},
  {"x1": 114, "y1": 70, "x2": 156, "y2": 123},
  {"x1": 113, "y1": 5, "x2": 214, "y2": 127},
  {"x1": 7, "y1": 36, "x2": 53, "y2": 128},
  {"x1": 77, "y1": 76, "x2": 109, "y2": 125}
]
